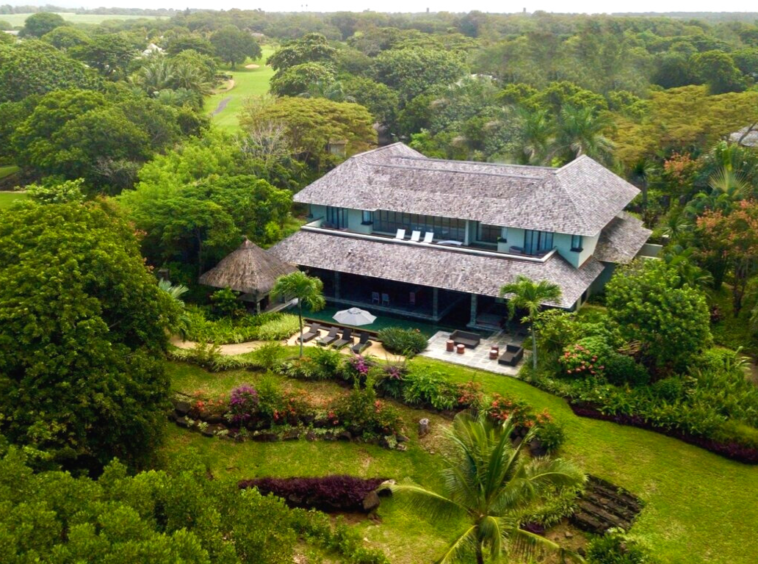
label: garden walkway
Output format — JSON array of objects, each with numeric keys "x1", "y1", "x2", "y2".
[{"x1": 420, "y1": 331, "x2": 525, "y2": 376}]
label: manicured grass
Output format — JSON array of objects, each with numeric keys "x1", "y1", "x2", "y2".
[
  {"x1": 0, "y1": 192, "x2": 25, "y2": 209},
  {"x1": 2, "y1": 13, "x2": 167, "y2": 27},
  {"x1": 164, "y1": 358, "x2": 758, "y2": 564},
  {"x1": 0, "y1": 165, "x2": 19, "y2": 180},
  {"x1": 205, "y1": 47, "x2": 275, "y2": 131}
]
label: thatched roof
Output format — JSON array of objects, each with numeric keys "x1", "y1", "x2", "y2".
[
  {"x1": 594, "y1": 213, "x2": 652, "y2": 264},
  {"x1": 293, "y1": 143, "x2": 639, "y2": 237},
  {"x1": 268, "y1": 230, "x2": 604, "y2": 309},
  {"x1": 199, "y1": 239, "x2": 296, "y2": 297}
]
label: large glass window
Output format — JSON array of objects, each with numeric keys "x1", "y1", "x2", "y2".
[
  {"x1": 326, "y1": 206, "x2": 346, "y2": 228},
  {"x1": 374, "y1": 210, "x2": 466, "y2": 241},
  {"x1": 524, "y1": 230, "x2": 554, "y2": 255},
  {"x1": 477, "y1": 223, "x2": 501, "y2": 244}
]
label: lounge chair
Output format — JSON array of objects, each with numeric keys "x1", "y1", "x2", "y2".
[
  {"x1": 422, "y1": 232, "x2": 434, "y2": 244},
  {"x1": 498, "y1": 344, "x2": 524, "y2": 366},
  {"x1": 317, "y1": 326, "x2": 339, "y2": 346},
  {"x1": 333, "y1": 328, "x2": 355, "y2": 349},
  {"x1": 351, "y1": 332, "x2": 371, "y2": 354},
  {"x1": 410, "y1": 230, "x2": 421, "y2": 242},
  {"x1": 371, "y1": 292, "x2": 380, "y2": 305},
  {"x1": 381, "y1": 293, "x2": 390, "y2": 306},
  {"x1": 450, "y1": 330, "x2": 481, "y2": 349},
  {"x1": 301, "y1": 323, "x2": 323, "y2": 343},
  {"x1": 395, "y1": 229, "x2": 406, "y2": 240}
]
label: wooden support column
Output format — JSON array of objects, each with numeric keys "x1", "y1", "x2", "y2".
[
  {"x1": 432, "y1": 287, "x2": 439, "y2": 320},
  {"x1": 469, "y1": 294, "x2": 478, "y2": 326},
  {"x1": 334, "y1": 271, "x2": 341, "y2": 300}
]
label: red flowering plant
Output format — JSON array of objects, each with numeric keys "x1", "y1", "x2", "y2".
[
  {"x1": 456, "y1": 381, "x2": 484, "y2": 410},
  {"x1": 487, "y1": 393, "x2": 535, "y2": 429},
  {"x1": 558, "y1": 340, "x2": 608, "y2": 379},
  {"x1": 190, "y1": 391, "x2": 229, "y2": 421},
  {"x1": 275, "y1": 389, "x2": 315, "y2": 425}
]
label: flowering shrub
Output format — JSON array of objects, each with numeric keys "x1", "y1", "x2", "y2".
[
  {"x1": 456, "y1": 381, "x2": 484, "y2": 411},
  {"x1": 559, "y1": 337, "x2": 612, "y2": 379},
  {"x1": 378, "y1": 327, "x2": 428, "y2": 355},
  {"x1": 332, "y1": 386, "x2": 402, "y2": 437},
  {"x1": 191, "y1": 392, "x2": 228, "y2": 420},
  {"x1": 487, "y1": 394, "x2": 565, "y2": 452},
  {"x1": 229, "y1": 384, "x2": 260, "y2": 424},
  {"x1": 275, "y1": 390, "x2": 315, "y2": 425}
]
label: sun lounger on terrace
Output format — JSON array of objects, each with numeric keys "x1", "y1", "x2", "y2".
[
  {"x1": 351, "y1": 332, "x2": 371, "y2": 354},
  {"x1": 301, "y1": 323, "x2": 323, "y2": 342},
  {"x1": 423, "y1": 232, "x2": 434, "y2": 243},
  {"x1": 317, "y1": 326, "x2": 339, "y2": 346},
  {"x1": 410, "y1": 230, "x2": 421, "y2": 242},
  {"x1": 395, "y1": 229, "x2": 406, "y2": 240},
  {"x1": 333, "y1": 328, "x2": 355, "y2": 349}
]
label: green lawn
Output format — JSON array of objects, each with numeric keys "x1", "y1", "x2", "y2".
[
  {"x1": 0, "y1": 165, "x2": 19, "y2": 180},
  {"x1": 165, "y1": 357, "x2": 758, "y2": 564},
  {"x1": 2, "y1": 13, "x2": 167, "y2": 27},
  {"x1": 205, "y1": 47, "x2": 275, "y2": 131},
  {"x1": 0, "y1": 192, "x2": 25, "y2": 209}
]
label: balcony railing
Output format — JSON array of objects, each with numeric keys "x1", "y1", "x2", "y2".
[{"x1": 301, "y1": 218, "x2": 557, "y2": 263}]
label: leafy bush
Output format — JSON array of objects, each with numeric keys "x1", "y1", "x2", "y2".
[
  {"x1": 604, "y1": 353, "x2": 650, "y2": 387},
  {"x1": 239, "y1": 475, "x2": 388, "y2": 513},
  {"x1": 255, "y1": 314, "x2": 300, "y2": 341},
  {"x1": 533, "y1": 416, "x2": 566, "y2": 454},
  {"x1": 280, "y1": 357, "x2": 322, "y2": 380},
  {"x1": 183, "y1": 308, "x2": 299, "y2": 344},
  {"x1": 331, "y1": 385, "x2": 402, "y2": 437},
  {"x1": 255, "y1": 376, "x2": 286, "y2": 420},
  {"x1": 310, "y1": 347, "x2": 344, "y2": 379},
  {"x1": 211, "y1": 287, "x2": 246, "y2": 318},
  {"x1": 253, "y1": 342, "x2": 287, "y2": 371},
  {"x1": 402, "y1": 370, "x2": 458, "y2": 410},
  {"x1": 587, "y1": 530, "x2": 657, "y2": 563},
  {"x1": 378, "y1": 327, "x2": 428, "y2": 355}
]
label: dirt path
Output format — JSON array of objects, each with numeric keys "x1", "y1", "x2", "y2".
[
  {"x1": 211, "y1": 96, "x2": 233, "y2": 116},
  {"x1": 171, "y1": 337, "x2": 262, "y2": 355},
  {"x1": 245, "y1": 63, "x2": 260, "y2": 69}
]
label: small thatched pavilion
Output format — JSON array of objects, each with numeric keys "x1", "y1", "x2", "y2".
[{"x1": 199, "y1": 239, "x2": 297, "y2": 313}]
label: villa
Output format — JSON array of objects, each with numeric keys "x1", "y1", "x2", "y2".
[{"x1": 268, "y1": 143, "x2": 654, "y2": 329}]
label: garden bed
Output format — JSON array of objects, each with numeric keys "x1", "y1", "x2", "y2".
[
  {"x1": 239, "y1": 475, "x2": 389, "y2": 513},
  {"x1": 569, "y1": 401, "x2": 758, "y2": 464}
]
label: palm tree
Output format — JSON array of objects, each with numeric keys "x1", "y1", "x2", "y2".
[
  {"x1": 270, "y1": 271, "x2": 326, "y2": 357},
  {"x1": 385, "y1": 412, "x2": 585, "y2": 564},
  {"x1": 500, "y1": 276, "x2": 561, "y2": 369},
  {"x1": 552, "y1": 105, "x2": 615, "y2": 165},
  {"x1": 158, "y1": 279, "x2": 191, "y2": 339},
  {"x1": 511, "y1": 106, "x2": 554, "y2": 165}
]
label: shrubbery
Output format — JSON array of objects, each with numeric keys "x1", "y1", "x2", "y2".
[
  {"x1": 239, "y1": 475, "x2": 388, "y2": 513},
  {"x1": 377, "y1": 327, "x2": 428, "y2": 355},
  {"x1": 587, "y1": 530, "x2": 657, "y2": 563},
  {"x1": 182, "y1": 308, "x2": 299, "y2": 344}
]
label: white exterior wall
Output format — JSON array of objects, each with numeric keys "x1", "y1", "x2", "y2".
[
  {"x1": 554, "y1": 232, "x2": 599, "y2": 268},
  {"x1": 347, "y1": 209, "x2": 373, "y2": 234}
]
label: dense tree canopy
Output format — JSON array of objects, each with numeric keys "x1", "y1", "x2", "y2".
[
  {"x1": 210, "y1": 25, "x2": 261, "y2": 67},
  {"x1": 0, "y1": 201, "x2": 177, "y2": 472},
  {"x1": 21, "y1": 11, "x2": 67, "y2": 38}
]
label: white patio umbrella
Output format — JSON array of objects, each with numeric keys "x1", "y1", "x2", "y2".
[{"x1": 333, "y1": 307, "x2": 377, "y2": 326}]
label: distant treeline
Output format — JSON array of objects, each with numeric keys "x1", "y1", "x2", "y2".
[{"x1": 0, "y1": 5, "x2": 176, "y2": 16}]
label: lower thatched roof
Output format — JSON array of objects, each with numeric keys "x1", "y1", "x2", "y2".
[
  {"x1": 594, "y1": 213, "x2": 651, "y2": 264},
  {"x1": 199, "y1": 239, "x2": 296, "y2": 297},
  {"x1": 268, "y1": 231, "x2": 604, "y2": 309}
]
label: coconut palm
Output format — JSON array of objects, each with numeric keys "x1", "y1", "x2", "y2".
[
  {"x1": 500, "y1": 276, "x2": 562, "y2": 369},
  {"x1": 385, "y1": 412, "x2": 585, "y2": 564},
  {"x1": 270, "y1": 271, "x2": 325, "y2": 357},
  {"x1": 511, "y1": 106, "x2": 554, "y2": 165},
  {"x1": 552, "y1": 105, "x2": 615, "y2": 165}
]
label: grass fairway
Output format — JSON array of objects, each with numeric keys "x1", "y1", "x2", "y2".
[
  {"x1": 165, "y1": 357, "x2": 758, "y2": 564},
  {"x1": 0, "y1": 192, "x2": 25, "y2": 209},
  {"x1": 205, "y1": 47, "x2": 275, "y2": 131},
  {"x1": 2, "y1": 13, "x2": 167, "y2": 27}
]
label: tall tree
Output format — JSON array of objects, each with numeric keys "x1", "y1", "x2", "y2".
[
  {"x1": 21, "y1": 12, "x2": 66, "y2": 38},
  {"x1": 552, "y1": 105, "x2": 615, "y2": 165},
  {"x1": 0, "y1": 201, "x2": 178, "y2": 472},
  {"x1": 210, "y1": 25, "x2": 261, "y2": 68},
  {"x1": 267, "y1": 33, "x2": 336, "y2": 71},
  {"x1": 385, "y1": 412, "x2": 584, "y2": 564},
  {"x1": 270, "y1": 271, "x2": 325, "y2": 357},
  {"x1": 500, "y1": 276, "x2": 562, "y2": 369}
]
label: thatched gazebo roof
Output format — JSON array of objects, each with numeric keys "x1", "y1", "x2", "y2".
[{"x1": 199, "y1": 239, "x2": 297, "y2": 298}]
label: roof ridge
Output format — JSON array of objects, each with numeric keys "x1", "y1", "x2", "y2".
[
  {"x1": 390, "y1": 155, "x2": 556, "y2": 170},
  {"x1": 549, "y1": 173, "x2": 596, "y2": 235},
  {"x1": 351, "y1": 142, "x2": 425, "y2": 161},
  {"x1": 369, "y1": 162, "x2": 545, "y2": 181}
]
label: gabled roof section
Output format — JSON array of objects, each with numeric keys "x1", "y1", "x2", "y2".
[{"x1": 294, "y1": 143, "x2": 640, "y2": 237}]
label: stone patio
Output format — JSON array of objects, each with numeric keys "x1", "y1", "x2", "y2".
[{"x1": 420, "y1": 330, "x2": 527, "y2": 376}]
